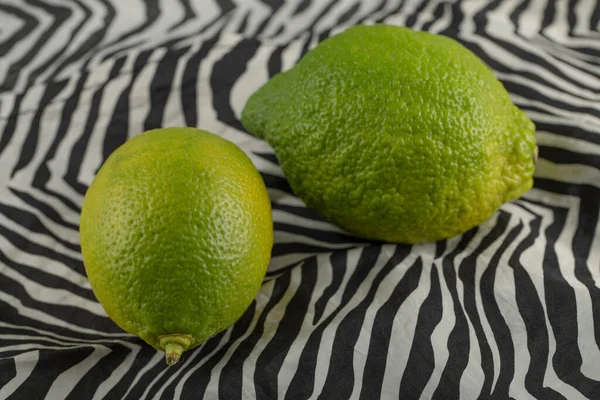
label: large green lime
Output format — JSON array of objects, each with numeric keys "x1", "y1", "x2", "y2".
[{"x1": 242, "y1": 24, "x2": 537, "y2": 243}]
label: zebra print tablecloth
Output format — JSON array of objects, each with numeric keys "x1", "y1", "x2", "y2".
[{"x1": 1, "y1": 1, "x2": 599, "y2": 399}]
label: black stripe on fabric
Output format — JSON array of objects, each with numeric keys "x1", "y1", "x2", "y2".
[
  {"x1": 98, "y1": 45, "x2": 146, "y2": 69},
  {"x1": 439, "y1": 1, "x2": 464, "y2": 38},
  {"x1": 313, "y1": 251, "x2": 348, "y2": 324},
  {"x1": 528, "y1": 177, "x2": 600, "y2": 359},
  {"x1": 101, "y1": 50, "x2": 153, "y2": 161},
  {"x1": 180, "y1": 31, "x2": 221, "y2": 128},
  {"x1": 319, "y1": 246, "x2": 415, "y2": 400},
  {"x1": 0, "y1": 324, "x2": 69, "y2": 339},
  {"x1": 434, "y1": 239, "x2": 447, "y2": 259},
  {"x1": 463, "y1": 216, "x2": 513, "y2": 399},
  {"x1": 210, "y1": 38, "x2": 261, "y2": 133},
  {"x1": 0, "y1": 4, "x2": 38, "y2": 92},
  {"x1": 496, "y1": 0, "x2": 600, "y2": 71},
  {"x1": 507, "y1": 205, "x2": 565, "y2": 400},
  {"x1": 252, "y1": 257, "x2": 319, "y2": 400},
  {"x1": 9, "y1": 187, "x2": 79, "y2": 230},
  {"x1": 483, "y1": 220, "x2": 522, "y2": 398},
  {"x1": 272, "y1": 242, "x2": 340, "y2": 257},
  {"x1": 11, "y1": 79, "x2": 68, "y2": 178},
  {"x1": 212, "y1": 273, "x2": 294, "y2": 400},
  {"x1": 50, "y1": 0, "x2": 116, "y2": 83},
  {"x1": 422, "y1": 0, "x2": 447, "y2": 32},
  {"x1": 292, "y1": 0, "x2": 311, "y2": 17},
  {"x1": 143, "y1": 46, "x2": 189, "y2": 131},
  {"x1": 397, "y1": 258, "x2": 443, "y2": 399},
  {"x1": 592, "y1": 2, "x2": 600, "y2": 34},
  {"x1": 533, "y1": 121, "x2": 600, "y2": 146},
  {"x1": 539, "y1": 145, "x2": 600, "y2": 169},
  {"x1": 31, "y1": 71, "x2": 89, "y2": 214},
  {"x1": 63, "y1": 343, "x2": 139, "y2": 400},
  {"x1": 530, "y1": 42, "x2": 600, "y2": 77},
  {"x1": 467, "y1": 32, "x2": 597, "y2": 97},
  {"x1": 285, "y1": 246, "x2": 382, "y2": 398},
  {"x1": 254, "y1": 0, "x2": 286, "y2": 37},
  {"x1": 178, "y1": 274, "x2": 292, "y2": 400},
  {"x1": 359, "y1": 257, "x2": 425, "y2": 400},
  {"x1": 532, "y1": 200, "x2": 600, "y2": 397},
  {"x1": 217, "y1": 0, "x2": 236, "y2": 15},
  {"x1": 0, "y1": 359, "x2": 15, "y2": 389},
  {"x1": 431, "y1": 228, "x2": 481, "y2": 400},
  {"x1": 21, "y1": 3, "x2": 74, "y2": 89},
  {"x1": 0, "y1": 248, "x2": 93, "y2": 301},
  {"x1": 509, "y1": 0, "x2": 533, "y2": 34},
  {"x1": 317, "y1": 28, "x2": 332, "y2": 44},
  {"x1": 0, "y1": 337, "x2": 73, "y2": 354},
  {"x1": 260, "y1": 172, "x2": 294, "y2": 194},
  {"x1": 356, "y1": 0, "x2": 387, "y2": 25},
  {"x1": 159, "y1": 7, "x2": 233, "y2": 51},
  {"x1": 13, "y1": 0, "x2": 70, "y2": 86},
  {"x1": 336, "y1": 2, "x2": 360, "y2": 25},
  {"x1": 0, "y1": 3, "x2": 38, "y2": 55},
  {"x1": 0, "y1": 94, "x2": 23, "y2": 155},
  {"x1": 405, "y1": 0, "x2": 435, "y2": 28},
  {"x1": 96, "y1": 343, "x2": 167, "y2": 400},
  {"x1": 64, "y1": 73, "x2": 111, "y2": 196},
  {"x1": 272, "y1": 24, "x2": 285, "y2": 37},
  {"x1": 572, "y1": 197, "x2": 600, "y2": 350},
  {"x1": 102, "y1": 0, "x2": 160, "y2": 59},
  {"x1": 264, "y1": 263, "x2": 305, "y2": 280},
  {"x1": 271, "y1": 203, "x2": 329, "y2": 222},
  {"x1": 502, "y1": 80, "x2": 600, "y2": 118},
  {"x1": 254, "y1": 151, "x2": 279, "y2": 165},
  {"x1": 343, "y1": 245, "x2": 389, "y2": 306},
  {"x1": 562, "y1": 220, "x2": 600, "y2": 391},
  {"x1": 298, "y1": 33, "x2": 316, "y2": 65},
  {"x1": 237, "y1": 11, "x2": 251, "y2": 35},
  {"x1": 0, "y1": 223, "x2": 81, "y2": 271},
  {"x1": 5, "y1": 347, "x2": 95, "y2": 400},
  {"x1": 0, "y1": 342, "x2": 89, "y2": 361},
  {"x1": 0, "y1": 273, "x2": 119, "y2": 335},
  {"x1": 540, "y1": 0, "x2": 557, "y2": 35},
  {"x1": 0, "y1": 298, "x2": 125, "y2": 342},
  {"x1": 172, "y1": 0, "x2": 197, "y2": 29},
  {"x1": 533, "y1": 178, "x2": 599, "y2": 203},
  {"x1": 372, "y1": 0, "x2": 406, "y2": 24},
  {"x1": 267, "y1": 45, "x2": 284, "y2": 78},
  {"x1": 302, "y1": 0, "x2": 338, "y2": 40},
  {"x1": 567, "y1": 0, "x2": 577, "y2": 37},
  {"x1": 471, "y1": 0, "x2": 503, "y2": 28},
  {"x1": 274, "y1": 222, "x2": 359, "y2": 244},
  {"x1": 107, "y1": 55, "x2": 127, "y2": 80},
  {"x1": 259, "y1": 0, "x2": 285, "y2": 10}
]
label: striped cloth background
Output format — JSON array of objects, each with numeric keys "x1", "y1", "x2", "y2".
[{"x1": 1, "y1": 0, "x2": 599, "y2": 399}]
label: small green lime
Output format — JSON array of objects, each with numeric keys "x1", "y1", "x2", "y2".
[{"x1": 80, "y1": 127, "x2": 273, "y2": 365}]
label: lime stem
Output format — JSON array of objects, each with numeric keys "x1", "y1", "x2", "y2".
[
  {"x1": 157, "y1": 334, "x2": 194, "y2": 366},
  {"x1": 164, "y1": 343, "x2": 184, "y2": 365}
]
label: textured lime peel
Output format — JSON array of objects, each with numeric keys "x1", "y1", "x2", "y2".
[
  {"x1": 79, "y1": 127, "x2": 273, "y2": 368},
  {"x1": 158, "y1": 334, "x2": 194, "y2": 366},
  {"x1": 242, "y1": 24, "x2": 537, "y2": 244}
]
